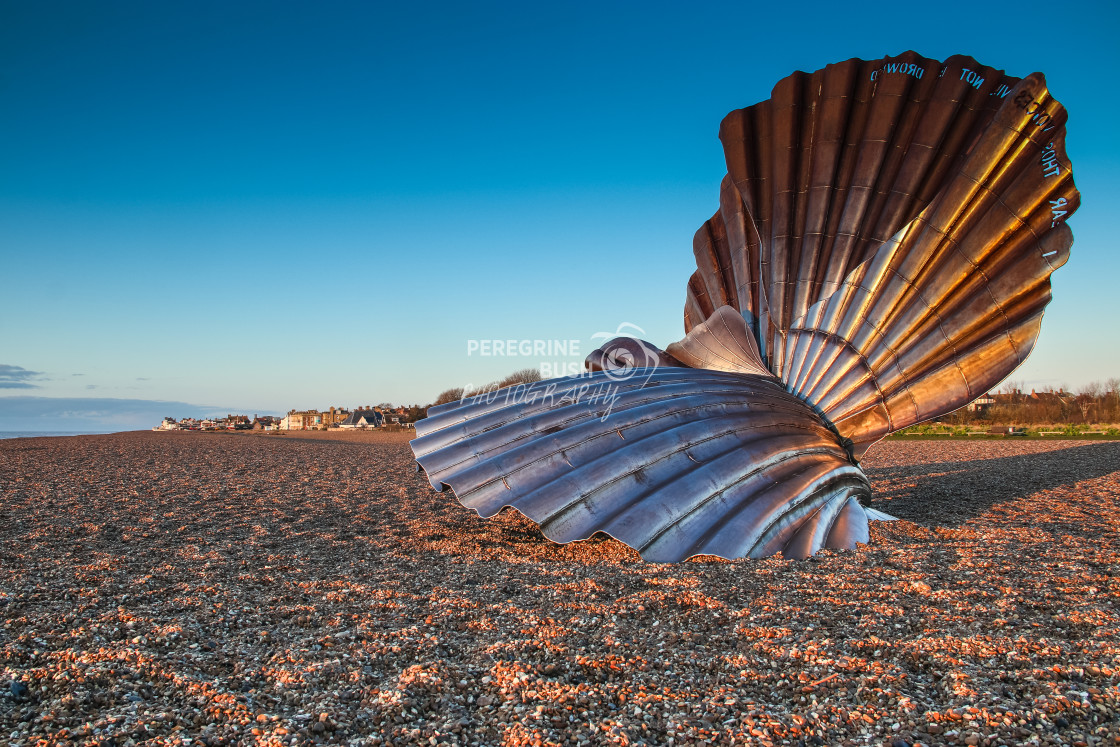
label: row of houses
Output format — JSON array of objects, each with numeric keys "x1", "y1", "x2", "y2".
[
  {"x1": 154, "y1": 414, "x2": 277, "y2": 431},
  {"x1": 279, "y1": 404, "x2": 419, "y2": 430},
  {"x1": 156, "y1": 405, "x2": 417, "y2": 432},
  {"x1": 280, "y1": 406, "x2": 387, "y2": 430},
  {"x1": 965, "y1": 388, "x2": 1079, "y2": 415},
  {"x1": 965, "y1": 386, "x2": 1120, "y2": 424}
]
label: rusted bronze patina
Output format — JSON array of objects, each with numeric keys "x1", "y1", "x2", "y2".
[{"x1": 412, "y1": 52, "x2": 1078, "y2": 561}]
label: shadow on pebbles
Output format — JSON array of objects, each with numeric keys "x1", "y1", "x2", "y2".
[{"x1": 1, "y1": 431, "x2": 1117, "y2": 746}]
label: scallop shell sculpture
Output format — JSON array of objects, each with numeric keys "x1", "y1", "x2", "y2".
[{"x1": 411, "y1": 52, "x2": 1078, "y2": 561}]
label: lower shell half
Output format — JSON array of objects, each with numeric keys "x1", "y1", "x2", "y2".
[{"x1": 410, "y1": 368, "x2": 873, "y2": 561}]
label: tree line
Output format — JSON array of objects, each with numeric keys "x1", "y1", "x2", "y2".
[
  {"x1": 945, "y1": 379, "x2": 1120, "y2": 425},
  {"x1": 432, "y1": 368, "x2": 543, "y2": 407}
]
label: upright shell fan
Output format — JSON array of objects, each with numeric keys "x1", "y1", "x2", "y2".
[{"x1": 411, "y1": 52, "x2": 1078, "y2": 561}]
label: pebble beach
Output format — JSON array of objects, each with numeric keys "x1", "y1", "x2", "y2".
[{"x1": 1, "y1": 430, "x2": 1117, "y2": 746}]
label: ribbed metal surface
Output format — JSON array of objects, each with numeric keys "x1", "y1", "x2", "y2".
[
  {"x1": 412, "y1": 53, "x2": 1077, "y2": 561},
  {"x1": 781, "y1": 71, "x2": 1077, "y2": 453},
  {"x1": 686, "y1": 53, "x2": 1035, "y2": 369},
  {"x1": 664, "y1": 306, "x2": 772, "y2": 378},
  {"x1": 412, "y1": 369, "x2": 870, "y2": 561}
]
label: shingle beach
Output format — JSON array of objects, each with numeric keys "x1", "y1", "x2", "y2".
[{"x1": 1, "y1": 431, "x2": 1117, "y2": 746}]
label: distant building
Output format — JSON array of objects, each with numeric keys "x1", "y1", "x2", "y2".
[
  {"x1": 154, "y1": 417, "x2": 180, "y2": 431},
  {"x1": 227, "y1": 414, "x2": 251, "y2": 430},
  {"x1": 282, "y1": 410, "x2": 322, "y2": 430},
  {"x1": 321, "y1": 406, "x2": 351, "y2": 427},
  {"x1": 339, "y1": 409, "x2": 383, "y2": 429},
  {"x1": 967, "y1": 393, "x2": 996, "y2": 414},
  {"x1": 1028, "y1": 388, "x2": 1075, "y2": 405},
  {"x1": 252, "y1": 415, "x2": 281, "y2": 430}
]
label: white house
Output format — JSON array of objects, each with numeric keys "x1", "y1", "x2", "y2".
[{"x1": 339, "y1": 409, "x2": 383, "y2": 429}]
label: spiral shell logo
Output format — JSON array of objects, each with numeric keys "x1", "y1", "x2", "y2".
[{"x1": 589, "y1": 323, "x2": 661, "y2": 386}]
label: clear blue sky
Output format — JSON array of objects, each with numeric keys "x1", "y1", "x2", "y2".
[{"x1": 2, "y1": 1, "x2": 1118, "y2": 429}]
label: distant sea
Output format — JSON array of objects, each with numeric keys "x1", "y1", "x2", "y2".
[{"x1": 0, "y1": 430, "x2": 119, "y2": 440}]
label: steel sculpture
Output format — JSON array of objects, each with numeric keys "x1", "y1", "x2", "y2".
[{"x1": 411, "y1": 52, "x2": 1079, "y2": 560}]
